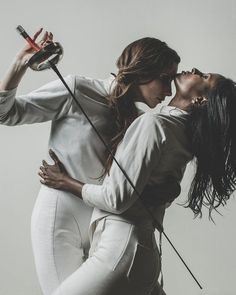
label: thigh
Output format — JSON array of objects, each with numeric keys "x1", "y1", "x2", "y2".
[
  {"x1": 52, "y1": 218, "x2": 133, "y2": 295},
  {"x1": 52, "y1": 255, "x2": 127, "y2": 295},
  {"x1": 31, "y1": 186, "x2": 93, "y2": 295},
  {"x1": 52, "y1": 218, "x2": 161, "y2": 295},
  {"x1": 125, "y1": 227, "x2": 161, "y2": 294}
]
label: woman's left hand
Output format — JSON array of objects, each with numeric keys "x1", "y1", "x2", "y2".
[{"x1": 39, "y1": 149, "x2": 69, "y2": 189}]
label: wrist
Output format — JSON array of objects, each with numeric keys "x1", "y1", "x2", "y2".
[
  {"x1": 0, "y1": 57, "x2": 28, "y2": 91},
  {"x1": 12, "y1": 56, "x2": 29, "y2": 72},
  {"x1": 62, "y1": 175, "x2": 84, "y2": 199},
  {"x1": 61, "y1": 174, "x2": 72, "y2": 190}
]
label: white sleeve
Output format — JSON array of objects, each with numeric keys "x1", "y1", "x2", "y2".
[
  {"x1": 82, "y1": 113, "x2": 166, "y2": 214},
  {"x1": 0, "y1": 75, "x2": 75, "y2": 125}
]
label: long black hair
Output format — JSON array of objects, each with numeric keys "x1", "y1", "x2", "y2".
[{"x1": 187, "y1": 77, "x2": 236, "y2": 217}]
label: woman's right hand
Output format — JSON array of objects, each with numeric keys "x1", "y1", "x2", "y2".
[
  {"x1": 16, "y1": 28, "x2": 54, "y2": 65},
  {"x1": 0, "y1": 28, "x2": 54, "y2": 91}
]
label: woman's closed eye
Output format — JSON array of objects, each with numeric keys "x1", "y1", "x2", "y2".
[
  {"x1": 159, "y1": 74, "x2": 173, "y2": 84},
  {"x1": 202, "y1": 74, "x2": 209, "y2": 79}
]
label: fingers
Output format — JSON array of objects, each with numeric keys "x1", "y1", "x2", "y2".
[
  {"x1": 42, "y1": 159, "x2": 49, "y2": 167},
  {"x1": 39, "y1": 165, "x2": 47, "y2": 174},
  {"x1": 44, "y1": 32, "x2": 54, "y2": 46},
  {"x1": 37, "y1": 31, "x2": 48, "y2": 48},
  {"x1": 48, "y1": 32, "x2": 53, "y2": 41},
  {"x1": 42, "y1": 31, "x2": 49, "y2": 43},
  {"x1": 38, "y1": 171, "x2": 47, "y2": 179},
  {"x1": 49, "y1": 149, "x2": 60, "y2": 164},
  {"x1": 40, "y1": 161, "x2": 51, "y2": 179},
  {"x1": 39, "y1": 177, "x2": 50, "y2": 186},
  {"x1": 38, "y1": 170, "x2": 50, "y2": 186},
  {"x1": 38, "y1": 171, "x2": 47, "y2": 186},
  {"x1": 38, "y1": 169, "x2": 55, "y2": 188},
  {"x1": 33, "y1": 28, "x2": 54, "y2": 48},
  {"x1": 33, "y1": 28, "x2": 43, "y2": 41},
  {"x1": 41, "y1": 31, "x2": 54, "y2": 45},
  {"x1": 38, "y1": 164, "x2": 49, "y2": 180}
]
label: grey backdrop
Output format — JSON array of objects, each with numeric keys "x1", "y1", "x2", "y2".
[{"x1": 0, "y1": 0, "x2": 235, "y2": 294}]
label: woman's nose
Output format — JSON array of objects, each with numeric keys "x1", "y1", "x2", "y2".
[
  {"x1": 191, "y1": 68, "x2": 202, "y2": 75},
  {"x1": 165, "y1": 84, "x2": 172, "y2": 96}
]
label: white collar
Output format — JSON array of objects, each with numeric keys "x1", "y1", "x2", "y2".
[
  {"x1": 159, "y1": 105, "x2": 188, "y2": 116},
  {"x1": 134, "y1": 103, "x2": 188, "y2": 117}
]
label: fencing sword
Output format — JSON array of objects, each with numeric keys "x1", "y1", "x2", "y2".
[{"x1": 16, "y1": 25, "x2": 203, "y2": 290}]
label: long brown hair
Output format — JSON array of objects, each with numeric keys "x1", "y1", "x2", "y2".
[{"x1": 105, "y1": 37, "x2": 180, "y2": 174}]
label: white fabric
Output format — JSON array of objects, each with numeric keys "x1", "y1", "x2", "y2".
[
  {"x1": 58, "y1": 106, "x2": 191, "y2": 295},
  {"x1": 0, "y1": 75, "x2": 115, "y2": 182},
  {"x1": 0, "y1": 75, "x2": 116, "y2": 294},
  {"x1": 82, "y1": 106, "x2": 192, "y2": 240},
  {"x1": 0, "y1": 76, "x2": 187, "y2": 295},
  {"x1": 52, "y1": 217, "x2": 164, "y2": 295}
]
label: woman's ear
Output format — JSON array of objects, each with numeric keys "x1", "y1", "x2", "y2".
[{"x1": 191, "y1": 96, "x2": 207, "y2": 106}]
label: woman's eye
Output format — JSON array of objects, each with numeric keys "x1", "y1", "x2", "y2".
[
  {"x1": 159, "y1": 75, "x2": 172, "y2": 84},
  {"x1": 203, "y1": 75, "x2": 209, "y2": 79}
]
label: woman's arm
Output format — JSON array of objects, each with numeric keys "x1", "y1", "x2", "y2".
[
  {"x1": 0, "y1": 30, "x2": 74, "y2": 125},
  {"x1": 0, "y1": 57, "x2": 28, "y2": 91},
  {"x1": 39, "y1": 148, "x2": 180, "y2": 209},
  {"x1": 80, "y1": 113, "x2": 165, "y2": 213},
  {"x1": 40, "y1": 113, "x2": 179, "y2": 214},
  {"x1": 39, "y1": 149, "x2": 84, "y2": 197},
  {"x1": 0, "y1": 29, "x2": 49, "y2": 91}
]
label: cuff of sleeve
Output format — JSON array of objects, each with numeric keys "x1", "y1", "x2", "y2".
[
  {"x1": 81, "y1": 183, "x2": 96, "y2": 207},
  {"x1": 82, "y1": 183, "x2": 107, "y2": 210},
  {"x1": 0, "y1": 88, "x2": 17, "y2": 112}
]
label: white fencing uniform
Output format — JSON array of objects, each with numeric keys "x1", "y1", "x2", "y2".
[{"x1": 51, "y1": 108, "x2": 192, "y2": 295}]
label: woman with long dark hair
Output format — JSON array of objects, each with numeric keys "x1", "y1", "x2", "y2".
[
  {"x1": 0, "y1": 31, "x2": 181, "y2": 295},
  {"x1": 40, "y1": 68, "x2": 236, "y2": 295},
  {"x1": 183, "y1": 70, "x2": 236, "y2": 217}
]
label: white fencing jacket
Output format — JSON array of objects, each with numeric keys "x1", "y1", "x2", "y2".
[
  {"x1": 82, "y1": 106, "x2": 193, "y2": 236},
  {"x1": 0, "y1": 75, "x2": 115, "y2": 183}
]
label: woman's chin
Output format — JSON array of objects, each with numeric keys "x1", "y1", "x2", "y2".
[{"x1": 150, "y1": 99, "x2": 163, "y2": 108}]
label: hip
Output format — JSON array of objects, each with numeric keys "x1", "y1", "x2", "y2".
[
  {"x1": 31, "y1": 185, "x2": 93, "y2": 239},
  {"x1": 90, "y1": 217, "x2": 160, "y2": 280}
]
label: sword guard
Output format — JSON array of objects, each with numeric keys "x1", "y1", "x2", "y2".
[{"x1": 27, "y1": 42, "x2": 63, "y2": 71}]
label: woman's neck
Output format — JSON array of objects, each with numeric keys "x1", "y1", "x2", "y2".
[{"x1": 168, "y1": 94, "x2": 192, "y2": 111}]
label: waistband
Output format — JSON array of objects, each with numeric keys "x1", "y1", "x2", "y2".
[{"x1": 104, "y1": 215, "x2": 155, "y2": 231}]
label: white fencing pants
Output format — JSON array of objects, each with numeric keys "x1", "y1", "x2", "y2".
[
  {"x1": 52, "y1": 217, "x2": 164, "y2": 295},
  {"x1": 31, "y1": 186, "x2": 93, "y2": 295}
]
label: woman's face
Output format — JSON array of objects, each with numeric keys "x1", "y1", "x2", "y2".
[
  {"x1": 175, "y1": 68, "x2": 222, "y2": 99},
  {"x1": 137, "y1": 62, "x2": 178, "y2": 108}
]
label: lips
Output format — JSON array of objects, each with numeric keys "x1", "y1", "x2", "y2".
[{"x1": 174, "y1": 71, "x2": 190, "y2": 83}]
